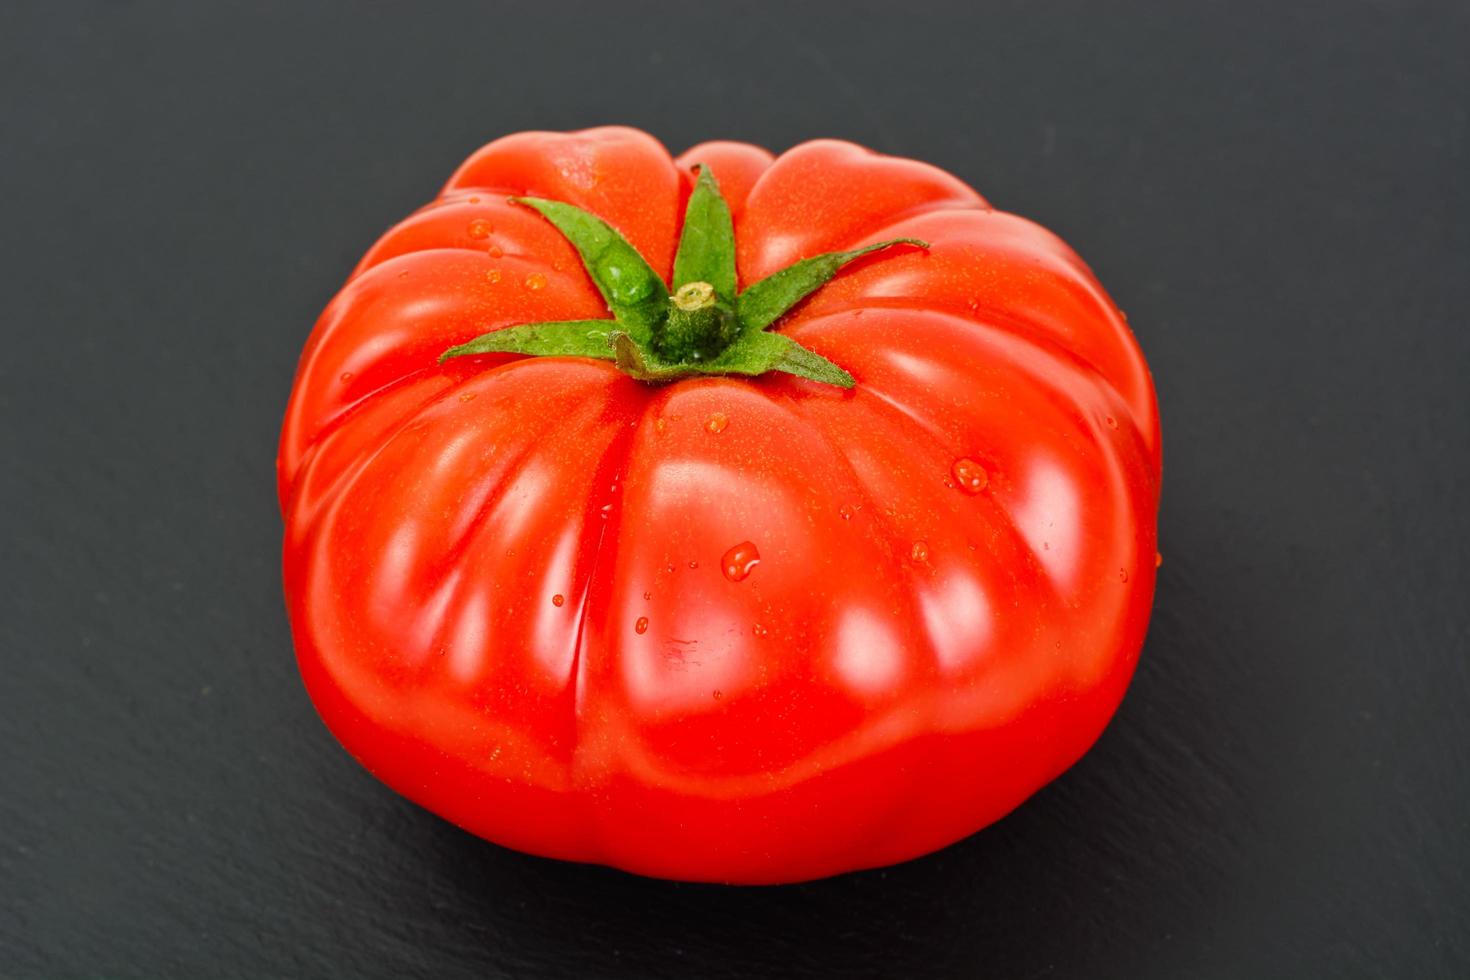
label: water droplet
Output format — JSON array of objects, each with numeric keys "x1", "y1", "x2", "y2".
[
  {"x1": 911, "y1": 540, "x2": 930, "y2": 562},
  {"x1": 486, "y1": 244, "x2": 503, "y2": 258},
  {"x1": 712, "y1": 689, "x2": 723, "y2": 700},
  {"x1": 468, "y1": 196, "x2": 481, "y2": 204},
  {"x1": 551, "y1": 594, "x2": 565, "y2": 607},
  {"x1": 1105, "y1": 415, "x2": 1118, "y2": 429},
  {"x1": 1119, "y1": 568, "x2": 1129, "y2": 582},
  {"x1": 1155, "y1": 552, "x2": 1163, "y2": 568},
  {"x1": 654, "y1": 418, "x2": 668, "y2": 433},
  {"x1": 467, "y1": 219, "x2": 492, "y2": 239},
  {"x1": 597, "y1": 257, "x2": 655, "y2": 305},
  {"x1": 752, "y1": 623, "x2": 768, "y2": 637},
  {"x1": 635, "y1": 616, "x2": 649, "y2": 634},
  {"x1": 599, "y1": 503, "x2": 612, "y2": 519},
  {"x1": 1120, "y1": 310, "x2": 1129, "y2": 323},
  {"x1": 705, "y1": 412, "x2": 728, "y2": 434},
  {"x1": 339, "y1": 371, "x2": 353, "y2": 383},
  {"x1": 524, "y1": 272, "x2": 547, "y2": 291},
  {"x1": 688, "y1": 560, "x2": 699, "y2": 569},
  {"x1": 839, "y1": 504, "x2": 855, "y2": 520},
  {"x1": 397, "y1": 270, "x2": 410, "y2": 279},
  {"x1": 458, "y1": 391, "x2": 477, "y2": 403},
  {"x1": 485, "y1": 269, "x2": 502, "y2": 283},
  {"x1": 722, "y1": 541, "x2": 761, "y2": 582},
  {"x1": 951, "y1": 458, "x2": 988, "y2": 494},
  {"x1": 642, "y1": 591, "x2": 652, "y2": 601},
  {"x1": 664, "y1": 564, "x2": 675, "y2": 575}
]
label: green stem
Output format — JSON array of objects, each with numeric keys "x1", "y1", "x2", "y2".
[{"x1": 658, "y1": 281, "x2": 739, "y2": 361}]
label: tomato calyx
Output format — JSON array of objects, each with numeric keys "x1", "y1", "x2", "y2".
[{"x1": 440, "y1": 166, "x2": 927, "y2": 388}]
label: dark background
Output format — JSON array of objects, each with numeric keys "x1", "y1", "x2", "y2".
[{"x1": 3, "y1": 2, "x2": 1467, "y2": 977}]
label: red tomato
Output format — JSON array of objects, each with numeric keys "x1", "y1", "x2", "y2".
[{"x1": 278, "y1": 126, "x2": 1160, "y2": 884}]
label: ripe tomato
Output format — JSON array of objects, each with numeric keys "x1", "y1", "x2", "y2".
[{"x1": 278, "y1": 126, "x2": 1160, "y2": 884}]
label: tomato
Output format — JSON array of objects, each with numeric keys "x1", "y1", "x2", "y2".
[{"x1": 278, "y1": 126, "x2": 1161, "y2": 884}]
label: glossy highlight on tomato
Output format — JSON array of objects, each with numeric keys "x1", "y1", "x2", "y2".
[{"x1": 278, "y1": 127, "x2": 1161, "y2": 884}]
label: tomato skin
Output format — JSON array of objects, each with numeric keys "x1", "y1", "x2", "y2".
[{"x1": 279, "y1": 127, "x2": 1160, "y2": 883}]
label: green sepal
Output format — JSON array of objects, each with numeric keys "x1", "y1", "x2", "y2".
[
  {"x1": 441, "y1": 184, "x2": 925, "y2": 389},
  {"x1": 612, "y1": 325, "x2": 853, "y2": 388},
  {"x1": 737, "y1": 238, "x2": 928, "y2": 332},
  {"x1": 511, "y1": 197, "x2": 667, "y2": 342},
  {"x1": 439, "y1": 320, "x2": 616, "y2": 363},
  {"x1": 671, "y1": 165, "x2": 737, "y2": 303},
  {"x1": 709, "y1": 330, "x2": 856, "y2": 387},
  {"x1": 610, "y1": 332, "x2": 672, "y2": 381}
]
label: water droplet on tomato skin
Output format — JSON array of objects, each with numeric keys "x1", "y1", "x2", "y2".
[
  {"x1": 705, "y1": 412, "x2": 728, "y2": 434},
  {"x1": 599, "y1": 503, "x2": 613, "y2": 520},
  {"x1": 458, "y1": 391, "x2": 477, "y2": 403},
  {"x1": 1119, "y1": 568, "x2": 1129, "y2": 582},
  {"x1": 839, "y1": 504, "x2": 855, "y2": 520},
  {"x1": 468, "y1": 196, "x2": 481, "y2": 204},
  {"x1": 551, "y1": 594, "x2": 565, "y2": 607},
  {"x1": 486, "y1": 244, "x2": 503, "y2": 258},
  {"x1": 634, "y1": 616, "x2": 649, "y2": 634},
  {"x1": 485, "y1": 269, "x2": 501, "y2": 283},
  {"x1": 722, "y1": 541, "x2": 761, "y2": 582},
  {"x1": 688, "y1": 560, "x2": 699, "y2": 569},
  {"x1": 911, "y1": 540, "x2": 930, "y2": 562},
  {"x1": 524, "y1": 272, "x2": 547, "y2": 291},
  {"x1": 951, "y1": 458, "x2": 988, "y2": 494},
  {"x1": 467, "y1": 218, "x2": 492, "y2": 239},
  {"x1": 712, "y1": 689, "x2": 723, "y2": 700},
  {"x1": 752, "y1": 623, "x2": 768, "y2": 638},
  {"x1": 597, "y1": 256, "x2": 655, "y2": 305},
  {"x1": 339, "y1": 371, "x2": 353, "y2": 383},
  {"x1": 642, "y1": 591, "x2": 652, "y2": 601},
  {"x1": 1105, "y1": 415, "x2": 1118, "y2": 430}
]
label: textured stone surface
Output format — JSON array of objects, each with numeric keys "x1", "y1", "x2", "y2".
[{"x1": 2, "y1": 2, "x2": 1466, "y2": 976}]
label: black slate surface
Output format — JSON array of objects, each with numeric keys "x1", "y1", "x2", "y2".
[{"x1": 3, "y1": 2, "x2": 1467, "y2": 977}]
